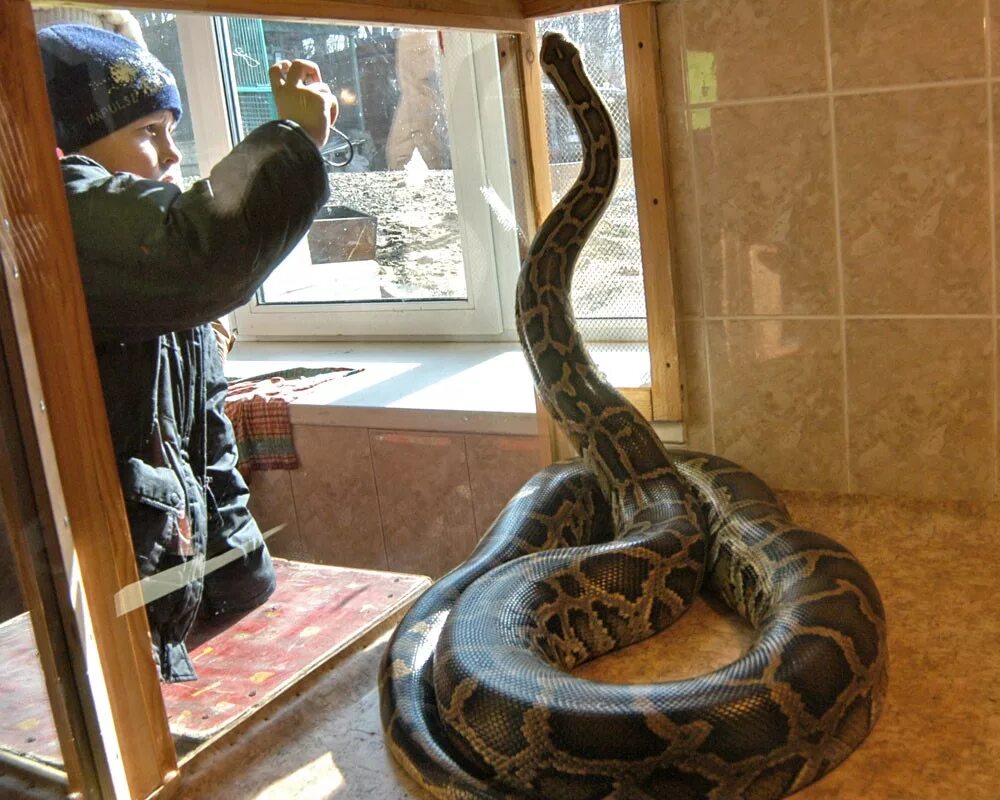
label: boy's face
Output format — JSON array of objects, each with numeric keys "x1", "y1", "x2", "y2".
[{"x1": 79, "y1": 109, "x2": 182, "y2": 182}]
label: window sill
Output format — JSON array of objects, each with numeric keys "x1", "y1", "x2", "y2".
[
  {"x1": 227, "y1": 341, "x2": 537, "y2": 435},
  {"x1": 226, "y1": 341, "x2": 684, "y2": 441}
]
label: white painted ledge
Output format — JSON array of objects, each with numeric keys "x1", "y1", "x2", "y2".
[{"x1": 226, "y1": 341, "x2": 684, "y2": 441}]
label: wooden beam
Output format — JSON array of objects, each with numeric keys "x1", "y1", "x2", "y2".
[
  {"x1": 498, "y1": 24, "x2": 558, "y2": 333},
  {"x1": 67, "y1": 0, "x2": 650, "y2": 28},
  {"x1": 104, "y1": 0, "x2": 525, "y2": 31},
  {"x1": 519, "y1": 0, "x2": 639, "y2": 21},
  {"x1": 620, "y1": 387, "x2": 653, "y2": 421},
  {"x1": 0, "y1": 2, "x2": 177, "y2": 797},
  {"x1": 500, "y1": 25, "x2": 555, "y2": 245},
  {"x1": 620, "y1": 2, "x2": 683, "y2": 421}
]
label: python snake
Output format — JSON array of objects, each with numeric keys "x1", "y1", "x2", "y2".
[{"x1": 378, "y1": 32, "x2": 887, "y2": 800}]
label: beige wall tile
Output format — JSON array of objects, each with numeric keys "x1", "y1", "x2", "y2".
[
  {"x1": 657, "y1": 0, "x2": 688, "y2": 108},
  {"x1": 289, "y1": 425, "x2": 387, "y2": 570},
  {"x1": 465, "y1": 434, "x2": 542, "y2": 539},
  {"x1": 660, "y1": 3, "x2": 705, "y2": 319},
  {"x1": 707, "y1": 319, "x2": 847, "y2": 491},
  {"x1": 682, "y1": 0, "x2": 827, "y2": 101},
  {"x1": 846, "y1": 319, "x2": 994, "y2": 500},
  {"x1": 829, "y1": 0, "x2": 985, "y2": 89},
  {"x1": 247, "y1": 469, "x2": 305, "y2": 562},
  {"x1": 371, "y1": 430, "x2": 477, "y2": 578},
  {"x1": 665, "y1": 108, "x2": 704, "y2": 318},
  {"x1": 837, "y1": 86, "x2": 990, "y2": 314},
  {"x1": 694, "y1": 99, "x2": 838, "y2": 316},
  {"x1": 679, "y1": 320, "x2": 714, "y2": 452}
]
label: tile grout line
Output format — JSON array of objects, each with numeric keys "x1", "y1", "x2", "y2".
[
  {"x1": 281, "y1": 468, "x2": 307, "y2": 560},
  {"x1": 460, "y1": 434, "x2": 482, "y2": 549},
  {"x1": 822, "y1": 0, "x2": 852, "y2": 494},
  {"x1": 689, "y1": 75, "x2": 995, "y2": 110},
  {"x1": 987, "y1": 0, "x2": 998, "y2": 500},
  {"x1": 367, "y1": 429, "x2": 393, "y2": 572},
  {"x1": 677, "y1": 6, "x2": 717, "y2": 453},
  {"x1": 694, "y1": 313, "x2": 998, "y2": 321}
]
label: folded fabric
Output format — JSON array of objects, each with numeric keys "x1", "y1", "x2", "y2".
[{"x1": 224, "y1": 366, "x2": 362, "y2": 476}]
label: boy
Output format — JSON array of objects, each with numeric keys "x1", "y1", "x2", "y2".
[{"x1": 38, "y1": 23, "x2": 336, "y2": 681}]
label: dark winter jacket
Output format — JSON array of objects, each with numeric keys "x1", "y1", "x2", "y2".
[{"x1": 62, "y1": 120, "x2": 329, "y2": 681}]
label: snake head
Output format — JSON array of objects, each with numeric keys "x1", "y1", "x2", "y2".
[
  {"x1": 540, "y1": 31, "x2": 569, "y2": 60},
  {"x1": 540, "y1": 31, "x2": 579, "y2": 73}
]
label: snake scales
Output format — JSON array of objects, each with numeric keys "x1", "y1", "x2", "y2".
[{"x1": 378, "y1": 32, "x2": 888, "y2": 800}]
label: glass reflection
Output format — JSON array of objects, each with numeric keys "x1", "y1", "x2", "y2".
[
  {"x1": 0, "y1": 476, "x2": 66, "y2": 791},
  {"x1": 29, "y1": 4, "x2": 454, "y2": 769}
]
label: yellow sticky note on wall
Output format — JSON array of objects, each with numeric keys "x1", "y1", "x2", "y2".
[
  {"x1": 686, "y1": 51, "x2": 716, "y2": 131},
  {"x1": 687, "y1": 51, "x2": 717, "y2": 105}
]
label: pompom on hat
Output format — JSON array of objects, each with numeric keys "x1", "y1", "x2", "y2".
[{"x1": 37, "y1": 23, "x2": 182, "y2": 154}]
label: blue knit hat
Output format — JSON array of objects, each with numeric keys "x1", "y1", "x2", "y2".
[{"x1": 38, "y1": 24, "x2": 182, "y2": 154}]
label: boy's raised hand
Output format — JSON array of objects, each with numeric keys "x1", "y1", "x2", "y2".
[{"x1": 269, "y1": 59, "x2": 339, "y2": 149}]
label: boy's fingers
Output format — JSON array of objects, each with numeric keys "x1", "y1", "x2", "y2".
[
  {"x1": 284, "y1": 59, "x2": 322, "y2": 86},
  {"x1": 268, "y1": 60, "x2": 291, "y2": 92}
]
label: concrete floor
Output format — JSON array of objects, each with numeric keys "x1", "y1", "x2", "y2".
[{"x1": 3, "y1": 488, "x2": 998, "y2": 798}]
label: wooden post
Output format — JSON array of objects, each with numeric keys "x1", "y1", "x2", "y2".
[
  {"x1": 117, "y1": 0, "x2": 525, "y2": 31},
  {"x1": 620, "y1": 1, "x2": 684, "y2": 421},
  {"x1": 0, "y1": 2, "x2": 177, "y2": 796},
  {"x1": 519, "y1": 0, "x2": 637, "y2": 19}
]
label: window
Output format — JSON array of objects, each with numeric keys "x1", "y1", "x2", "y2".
[
  {"x1": 166, "y1": 15, "x2": 519, "y2": 338},
  {"x1": 149, "y1": 10, "x2": 681, "y2": 416}
]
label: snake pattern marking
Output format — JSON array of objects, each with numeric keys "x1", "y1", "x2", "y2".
[{"x1": 378, "y1": 32, "x2": 888, "y2": 800}]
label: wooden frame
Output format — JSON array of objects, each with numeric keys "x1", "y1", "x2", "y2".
[
  {"x1": 122, "y1": 0, "x2": 526, "y2": 31},
  {"x1": 1, "y1": 0, "x2": 683, "y2": 794},
  {"x1": 521, "y1": 0, "x2": 638, "y2": 20},
  {"x1": 521, "y1": 1, "x2": 686, "y2": 462},
  {"x1": 1, "y1": 2, "x2": 176, "y2": 797},
  {"x1": 117, "y1": 0, "x2": 643, "y2": 29},
  {"x1": 620, "y1": 1, "x2": 683, "y2": 422},
  {"x1": 0, "y1": 276, "x2": 100, "y2": 796}
]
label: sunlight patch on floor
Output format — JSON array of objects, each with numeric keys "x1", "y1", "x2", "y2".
[{"x1": 255, "y1": 751, "x2": 345, "y2": 799}]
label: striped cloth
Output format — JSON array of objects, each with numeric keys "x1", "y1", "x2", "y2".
[{"x1": 224, "y1": 366, "x2": 362, "y2": 476}]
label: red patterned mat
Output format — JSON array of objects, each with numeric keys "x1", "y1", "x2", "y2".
[
  {"x1": 0, "y1": 615, "x2": 61, "y2": 766},
  {"x1": 0, "y1": 559, "x2": 428, "y2": 766}
]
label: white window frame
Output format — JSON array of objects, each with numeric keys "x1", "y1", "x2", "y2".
[{"x1": 175, "y1": 15, "x2": 519, "y2": 340}]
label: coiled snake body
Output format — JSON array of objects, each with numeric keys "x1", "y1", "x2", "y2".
[{"x1": 379, "y1": 33, "x2": 888, "y2": 800}]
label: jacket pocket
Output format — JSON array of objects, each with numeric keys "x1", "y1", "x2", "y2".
[{"x1": 119, "y1": 458, "x2": 186, "y2": 576}]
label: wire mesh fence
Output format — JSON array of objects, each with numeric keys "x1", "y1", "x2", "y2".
[{"x1": 536, "y1": 11, "x2": 650, "y2": 382}]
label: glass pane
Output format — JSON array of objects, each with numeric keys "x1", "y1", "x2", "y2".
[
  {"x1": 137, "y1": 12, "x2": 200, "y2": 185},
  {"x1": 536, "y1": 11, "x2": 650, "y2": 379},
  {"x1": 0, "y1": 516, "x2": 66, "y2": 792},
  {"x1": 0, "y1": 244, "x2": 65, "y2": 788},
  {"x1": 218, "y1": 19, "x2": 467, "y2": 305},
  {"x1": 0, "y1": 516, "x2": 65, "y2": 796},
  {"x1": 31, "y1": 6, "x2": 437, "y2": 769}
]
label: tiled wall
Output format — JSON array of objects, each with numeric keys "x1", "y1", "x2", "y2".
[
  {"x1": 659, "y1": 0, "x2": 1000, "y2": 500},
  {"x1": 248, "y1": 426, "x2": 542, "y2": 578}
]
